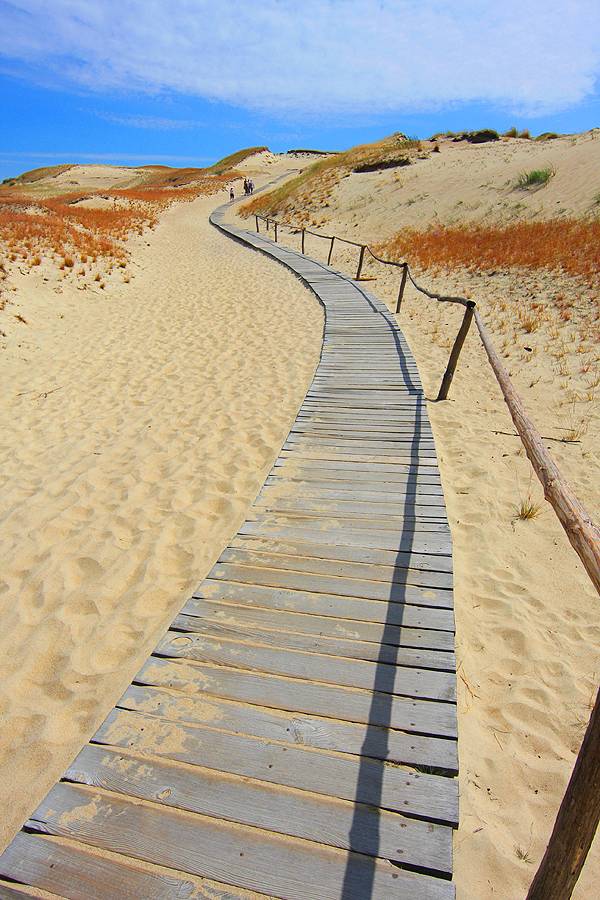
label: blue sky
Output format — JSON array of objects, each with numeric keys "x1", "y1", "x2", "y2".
[{"x1": 1, "y1": 1, "x2": 600, "y2": 181}]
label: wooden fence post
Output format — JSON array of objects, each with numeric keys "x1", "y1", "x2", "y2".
[
  {"x1": 527, "y1": 686, "x2": 600, "y2": 900},
  {"x1": 301, "y1": 229, "x2": 305, "y2": 254},
  {"x1": 437, "y1": 301, "x2": 475, "y2": 400},
  {"x1": 395, "y1": 264, "x2": 408, "y2": 313},
  {"x1": 255, "y1": 216, "x2": 260, "y2": 233},
  {"x1": 327, "y1": 237, "x2": 335, "y2": 266},
  {"x1": 274, "y1": 222, "x2": 278, "y2": 243},
  {"x1": 355, "y1": 245, "x2": 366, "y2": 280}
]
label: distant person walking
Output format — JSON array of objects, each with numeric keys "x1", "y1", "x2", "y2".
[
  {"x1": 229, "y1": 187, "x2": 235, "y2": 201},
  {"x1": 249, "y1": 179, "x2": 255, "y2": 194},
  {"x1": 243, "y1": 178, "x2": 249, "y2": 195}
]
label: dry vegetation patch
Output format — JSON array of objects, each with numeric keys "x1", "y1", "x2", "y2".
[
  {"x1": 0, "y1": 172, "x2": 235, "y2": 293},
  {"x1": 375, "y1": 219, "x2": 600, "y2": 285}
]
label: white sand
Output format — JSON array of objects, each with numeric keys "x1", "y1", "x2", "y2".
[
  {"x1": 321, "y1": 130, "x2": 600, "y2": 233},
  {"x1": 0, "y1": 189, "x2": 323, "y2": 850}
]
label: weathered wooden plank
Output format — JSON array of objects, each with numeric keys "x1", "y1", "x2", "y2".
[
  {"x1": 246, "y1": 509, "x2": 451, "y2": 535},
  {"x1": 273, "y1": 458, "x2": 442, "y2": 481},
  {"x1": 289, "y1": 429, "x2": 435, "y2": 442},
  {"x1": 229, "y1": 535, "x2": 453, "y2": 573},
  {"x1": 156, "y1": 630, "x2": 455, "y2": 702},
  {"x1": 294, "y1": 418, "x2": 431, "y2": 430},
  {"x1": 178, "y1": 600, "x2": 456, "y2": 651},
  {"x1": 115, "y1": 686, "x2": 458, "y2": 772},
  {"x1": 173, "y1": 612, "x2": 455, "y2": 669},
  {"x1": 195, "y1": 581, "x2": 454, "y2": 631},
  {"x1": 291, "y1": 422, "x2": 430, "y2": 433},
  {"x1": 279, "y1": 447, "x2": 439, "y2": 465},
  {"x1": 246, "y1": 501, "x2": 451, "y2": 536},
  {"x1": 216, "y1": 546, "x2": 452, "y2": 590},
  {"x1": 30, "y1": 783, "x2": 454, "y2": 900},
  {"x1": 66, "y1": 744, "x2": 453, "y2": 872},
  {"x1": 239, "y1": 520, "x2": 452, "y2": 555},
  {"x1": 0, "y1": 831, "x2": 238, "y2": 900},
  {"x1": 260, "y1": 483, "x2": 447, "y2": 507},
  {"x1": 266, "y1": 474, "x2": 445, "y2": 495},
  {"x1": 135, "y1": 656, "x2": 457, "y2": 738},
  {"x1": 204, "y1": 565, "x2": 453, "y2": 609},
  {"x1": 285, "y1": 436, "x2": 438, "y2": 454}
]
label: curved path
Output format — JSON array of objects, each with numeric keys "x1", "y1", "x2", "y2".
[{"x1": 0, "y1": 201, "x2": 457, "y2": 899}]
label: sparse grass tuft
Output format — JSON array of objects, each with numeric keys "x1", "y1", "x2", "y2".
[
  {"x1": 518, "y1": 309, "x2": 543, "y2": 333},
  {"x1": 504, "y1": 126, "x2": 519, "y2": 138},
  {"x1": 517, "y1": 167, "x2": 555, "y2": 188},
  {"x1": 514, "y1": 845, "x2": 533, "y2": 864},
  {"x1": 515, "y1": 496, "x2": 543, "y2": 520}
]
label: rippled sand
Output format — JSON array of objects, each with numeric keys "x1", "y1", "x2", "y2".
[{"x1": 0, "y1": 193, "x2": 323, "y2": 849}]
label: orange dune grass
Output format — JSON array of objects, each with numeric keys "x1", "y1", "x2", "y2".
[
  {"x1": 375, "y1": 219, "x2": 600, "y2": 284},
  {"x1": 0, "y1": 174, "x2": 234, "y2": 268}
]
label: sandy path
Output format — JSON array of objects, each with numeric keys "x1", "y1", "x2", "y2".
[{"x1": 0, "y1": 193, "x2": 323, "y2": 850}]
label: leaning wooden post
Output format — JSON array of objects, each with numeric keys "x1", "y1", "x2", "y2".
[
  {"x1": 255, "y1": 216, "x2": 260, "y2": 233},
  {"x1": 301, "y1": 229, "x2": 305, "y2": 254},
  {"x1": 527, "y1": 686, "x2": 600, "y2": 900},
  {"x1": 274, "y1": 222, "x2": 278, "y2": 243},
  {"x1": 395, "y1": 263, "x2": 408, "y2": 313},
  {"x1": 327, "y1": 236, "x2": 335, "y2": 266},
  {"x1": 437, "y1": 301, "x2": 475, "y2": 401},
  {"x1": 355, "y1": 245, "x2": 366, "y2": 280}
]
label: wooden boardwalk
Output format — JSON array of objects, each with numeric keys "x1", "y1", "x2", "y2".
[{"x1": 0, "y1": 202, "x2": 457, "y2": 899}]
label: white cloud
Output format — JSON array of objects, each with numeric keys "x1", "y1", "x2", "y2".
[
  {"x1": 95, "y1": 112, "x2": 205, "y2": 129},
  {"x1": 1, "y1": 1, "x2": 599, "y2": 116}
]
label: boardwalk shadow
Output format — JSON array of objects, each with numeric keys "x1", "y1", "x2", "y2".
[{"x1": 340, "y1": 397, "x2": 424, "y2": 898}]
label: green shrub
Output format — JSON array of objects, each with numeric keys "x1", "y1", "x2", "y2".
[
  {"x1": 463, "y1": 129, "x2": 500, "y2": 143},
  {"x1": 535, "y1": 132, "x2": 559, "y2": 141}
]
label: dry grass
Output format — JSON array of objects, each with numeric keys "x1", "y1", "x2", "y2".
[
  {"x1": 515, "y1": 496, "x2": 543, "y2": 520},
  {"x1": 514, "y1": 845, "x2": 534, "y2": 864},
  {"x1": 0, "y1": 174, "x2": 232, "y2": 275},
  {"x1": 375, "y1": 220, "x2": 600, "y2": 284}
]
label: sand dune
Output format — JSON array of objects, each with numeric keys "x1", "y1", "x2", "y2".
[{"x1": 0, "y1": 188, "x2": 323, "y2": 851}]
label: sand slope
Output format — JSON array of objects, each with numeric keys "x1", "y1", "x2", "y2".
[
  {"x1": 0, "y1": 190, "x2": 323, "y2": 851},
  {"x1": 325, "y1": 131, "x2": 600, "y2": 235}
]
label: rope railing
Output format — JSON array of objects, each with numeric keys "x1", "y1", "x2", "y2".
[{"x1": 250, "y1": 206, "x2": 599, "y2": 899}]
